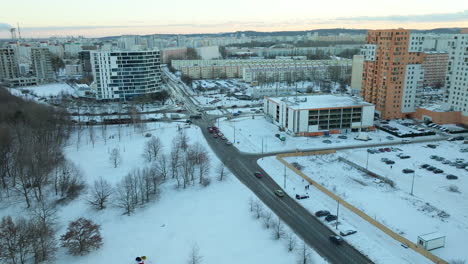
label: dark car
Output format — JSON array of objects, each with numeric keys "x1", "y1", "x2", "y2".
[
  {"x1": 426, "y1": 166, "x2": 436, "y2": 171},
  {"x1": 315, "y1": 210, "x2": 330, "y2": 217},
  {"x1": 399, "y1": 155, "x2": 411, "y2": 159},
  {"x1": 325, "y1": 215, "x2": 338, "y2": 222},
  {"x1": 340, "y1": 230, "x2": 357, "y2": 237},
  {"x1": 329, "y1": 235, "x2": 343, "y2": 245},
  {"x1": 427, "y1": 144, "x2": 437, "y2": 149},
  {"x1": 446, "y1": 175, "x2": 458, "y2": 180},
  {"x1": 385, "y1": 160, "x2": 395, "y2": 165},
  {"x1": 454, "y1": 136, "x2": 465, "y2": 141},
  {"x1": 295, "y1": 194, "x2": 310, "y2": 200},
  {"x1": 254, "y1": 172, "x2": 263, "y2": 178},
  {"x1": 421, "y1": 164, "x2": 430, "y2": 168},
  {"x1": 403, "y1": 169, "x2": 414, "y2": 174},
  {"x1": 433, "y1": 169, "x2": 444, "y2": 174}
]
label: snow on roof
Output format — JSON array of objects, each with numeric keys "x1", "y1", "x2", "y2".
[
  {"x1": 267, "y1": 95, "x2": 372, "y2": 110},
  {"x1": 419, "y1": 104, "x2": 450, "y2": 112},
  {"x1": 418, "y1": 232, "x2": 445, "y2": 241},
  {"x1": 19, "y1": 83, "x2": 77, "y2": 97}
]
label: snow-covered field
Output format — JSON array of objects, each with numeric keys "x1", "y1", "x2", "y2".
[
  {"x1": 0, "y1": 122, "x2": 326, "y2": 264},
  {"x1": 193, "y1": 94, "x2": 262, "y2": 107},
  {"x1": 218, "y1": 116, "x2": 443, "y2": 154},
  {"x1": 16, "y1": 83, "x2": 77, "y2": 97},
  {"x1": 258, "y1": 139, "x2": 468, "y2": 262}
]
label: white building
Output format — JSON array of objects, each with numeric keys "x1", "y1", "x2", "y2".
[
  {"x1": 31, "y1": 48, "x2": 54, "y2": 83},
  {"x1": 350, "y1": 55, "x2": 364, "y2": 94},
  {"x1": 195, "y1": 46, "x2": 220, "y2": 60},
  {"x1": 445, "y1": 33, "x2": 468, "y2": 118},
  {"x1": 264, "y1": 95, "x2": 375, "y2": 136},
  {"x1": 90, "y1": 50, "x2": 163, "y2": 100}
]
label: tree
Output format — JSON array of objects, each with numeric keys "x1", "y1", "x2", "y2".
[
  {"x1": 187, "y1": 244, "x2": 203, "y2": 264},
  {"x1": 88, "y1": 177, "x2": 113, "y2": 210},
  {"x1": 142, "y1": 136, "x2": 162, "y2": 163},
  {"x1": 297, "y1": 242, "x2": 312, "y2": 264},
  {"x1": 216, "y1": 163, "x2": 228, "y2": 181},
  {"x1": 186, "y1": 48, "x2": 200, "y2": 60},
  {"x1": 0, "y1": 216, "x2": 32, "y2": 264},
  {"x1": 155, "y1": 154, "x2": 169, "y2": 181},
  {"x1": 286, "y1": 232, "x2": 297, "y2": 252},
  {"x1": 60, "y1": 218, "x2": 102, "y2": 256},
  {"x1": 52, "y1": 160, "x2": 85, "y2": 201},
  {"x1": 273, "y1": 216, "x2": 284, "y2": 240},
  {"x1": 29, "y1": 201, "x2": 58, "y2": 263},
  {"x1": 263, "y1": 211, "x2": 272, "y2": 229},
  {"x1": 109, "y1": 148, "x2": 122, "y2": 168},
  {"x1": 253, "y1": 200, "x2": 263, "y2": 219}
]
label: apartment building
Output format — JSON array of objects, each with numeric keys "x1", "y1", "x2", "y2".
[
  {"x1": 0, "y1": 48, "x2": 19, "y2": 81},
  {"x1": 90, "y1": 50, "x2": 162, "y2": 100},
  {"x1": 350, "y1": 55, "x2": 364, "y2": 93},
  {"x1": 31, "y1": 48, "x2": 55, "y2": 83},
  {"x1": 264, "y1": 95, "x2": 375, "y2": 136},
  {"x1": 421, "y1": 52, "x2": 449, "y2": 88}
]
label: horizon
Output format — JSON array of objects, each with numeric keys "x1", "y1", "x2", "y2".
[{"x1": 1, "y1": 0, "x2": 467, "y2": 38}]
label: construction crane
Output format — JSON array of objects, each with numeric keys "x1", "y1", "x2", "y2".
[{"x1": 10, "y1": 27, "x2": 17, "y2": 40}]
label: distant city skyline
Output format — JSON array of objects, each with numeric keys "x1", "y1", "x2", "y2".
[{"x1": 0, "y1": 0, "x2": 467, "y2": 38}]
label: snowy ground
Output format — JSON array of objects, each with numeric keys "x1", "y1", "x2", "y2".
[
  {"x1": 218, "y1": 116, "x2": 443, "y2": 154},
  {"x1": 0, "y1": 122, "x2": 326, "y2": 264},
  {"x1": 15, "y1": 83, "x2": 78, "y2": 97},
  {"x1": 193, "y1": 94, "x2": 262, "y2": 107},
  {"x1": 258, "y1": 156, "x2": 434, "y2": 264}
]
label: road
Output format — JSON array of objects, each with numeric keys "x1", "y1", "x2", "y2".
[{"x1": 163, "y1": 70, "x2": 374, "y2": 264}]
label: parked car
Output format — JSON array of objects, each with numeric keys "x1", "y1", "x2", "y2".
[
  {"x1": 254, "y1": 172, "x2": 263, "y2": 178},
  {"x1": 315, "y1": 210, "x2": 330, "y2": 217},
  {"x1": 427, "y1": 144, "x2": 437, "y2": 149},
  {"x1": 430, "y1": 155, "x2": 439, "y2": 159},
  {"x1": 212, "y1": 134, "x2": 218, "y2": 138},
  {"x1": 384, "y1": 147, "x2": 391, "y2": 152},
  {"x1": 225, "y1": 141, "x2": 233, "y2": 146},
  {"x1": 421, "y1": 164, "x2": 430, "y2": 168},
  {"x1": 295, "y1": 194, "x2": 309, "y2": 200},
  {"x1": 397, "y1": 153, "x2": 411, "y2": 159},
  {"x1": 340, "y1": 230, "x2": 357, "y2": 237},
  {"x1": 446, "y1": 175, "x2": 458, "y2": 180},
  {"x1": 386, "y1": 136, "x2": 394, "y2": 140},
  {"x1": 454, "y1": 136, "x2": 465, "y2": 141},
  {"x1": 435, "y1": 156, "x2": 445, "y2": 161},
  {"x1": 442, "y1": 160, "x2": 451, "y2": 164},
  {"x1": 403, "y1": 169, "x2": 414, "y2": 174},
  {"x1": 325, "y1": 215, "x2": 338, "y2": 222},
  {"x1": 385, "y1": 160, "x2": 395, "y2": 165},
  {"x1": 274, "y1": 190, "x2": 285, "y2": 197},
  {"x1": 322, "y1": 140, "x2": 332, "y2": 144},
  {"x1": 221, "y1": 136, "x2": 227, "y2": 140},
  {"x1": 329, "y1": 235, "x2": 344, "y2": 245},
  {"x1": 427, "y1": 166, "x2": 436, "y2": 171},
  {"x1": 381, "y1": 158, "x2": 389, "y2": 162}
]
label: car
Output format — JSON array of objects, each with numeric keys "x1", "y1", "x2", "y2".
[
  {"x1": 456, "y1": 163, "x2": 467, "y2": 169},
  {"x1": 211, "y1": 126, "x2": 218, "y2": 130},
  {"x1": 384, "y1": 148, "x2": 391, "y2": 152},
  {"x1": 398, "y1": 155, "x2": 411, "y2": 159},
  {"x1": 231, "y1": 105, "x2": 238, "y2": 108},
  {"x1": 217, "y1": 133, "x2": 224, "y2": 137},
  {"x1": 446, "y1": 175, "x2": 458, "y2": 180},
  {"x1": 378, "y1": 148, "x2": 386, "y2": 152},
  {"x1": 325, "y1": 215, "x2": 338, "y2": 222},
  {"x1": 274, "y1": 190, "x2": 285, "y2": 197},
  {"x1": 254, "y1": 172, "x2": 263, "y2": 178},
  {"x1": 460, "y1": 148, "x2": 468, "y2": 153},
  {"x1": 315, "y1": 210, "x2": 330, "y2": 217},
  {"x1": 329, "y1": 235, "x2": 344, "y2": 245},
  {"x1": 212, "y1": 134, "x2": 218, "y2": 138},
  {"x1": 402, "y1": 139, "x2": 411, "y2": 144},
  {"x1": 225, "y1": 141, "x2": 233, "y2": 146},
  {"x1": 219, "y1": 136, "x2": 225, "y2": 140},
  {"x1": 338, "y1": 135, "x2": 348, "y2": 139},
  {"x1": 386, "y1": 136, "x2": 394, "y2": 140},
  {"x1": 430, "y1": 155, "x2": 439, "y2": 159},
  {"x1": 454, "y1": 136, "x2": 465, "y2": 141},
  {"x1": 435, "y1": 156, "x2": 445, "y2": 161},
  {"x1": 255, "y1": 110, "x2": 261, "y2": 113},
  {"x1": 233, "y1": 113, "x2": 240, "y2": 116},
  {"x1": 427, "y1": 166, "x2": 436, "y2": 171},
  {"x1": 442, "y1": 160, "x2": 451, "y2": 164},
  {"x1": 216, "y1": 106, "x2": 222, "y2": 109},
  {"x1": 322, "y1": 140, "x2": 332, "y2": 144},
  {"x1": 448, "y1": 137, "x2": 457, "y2": 141},
  {"x1": 385, "y1": 160, "x2": 395, "y2": 165},
  {"x1": 208, "y1": 128, "x2": 214, "y2": 133},
  {"x1": 402, "y1": 169, "x2": 414, "y2": 174},
  {"x1": 295, "y1": 194, "x2": 309, "y2": 200},
  {"x1": 381, "y1": 158, "x2": 389, "y2": 162},
  {"x1": 340, "y1": 230, "x2": 357, "y2": 237},
  {"x1": 421, "y1": 164, "x2": 430, "y2": 168},
  {"x1": 427, "y1": 144, "x2": 437, "y2": 149}
]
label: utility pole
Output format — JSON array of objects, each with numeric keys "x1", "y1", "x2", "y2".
[
  {"x1": 233, "y1": 122, "x2": 236, "y2": 143},
  {"x1": 283, "y1": 164, "x2": 287, "y2": 189},
  {"x1": 261, "y1": 137, "x2": 264, "y2": 158},
  {"x1": 411, "y1": 172, "x2": 415, "y2": 196},
  {"x1": 366, "y1": 150, "x2": 370, "y2": 170},
  {"x1": 336, "y1": 200, "x2": 340, "y2": 230}
]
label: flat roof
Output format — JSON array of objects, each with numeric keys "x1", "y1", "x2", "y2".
[
  {"x1": 418, "y1": 232, "x2": 445, "y2": 241},
  {"x1": 267, "y1": 95, "x2": 373, "y2": 110}
]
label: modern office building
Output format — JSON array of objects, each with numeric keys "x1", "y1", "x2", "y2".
[
  {"x1": 264, "y1": 95, "x2": 375, "y2": 136},
  {"x1": 0, "y1": 48, "x2": 19, "y2": 81},
  {"x1": 90, "y1": 50, "x2": 163, "y2": 100},
  {"x1": 31, "y1": 48, "x2": 55, "y2": 83}
]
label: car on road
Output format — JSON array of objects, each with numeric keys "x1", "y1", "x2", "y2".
[
  {"x1": 221, "y1": 136, "x2": 227, "y2": 140},
  {"x1": 233, "y1": 113, "x2": 240, "y2": 116},
  {"x1": 254, "y1": 172, "x2": 263, "y2": 178},
  {"x1": 217, "y1": 133, "x2": 224, "y2": 137},
  {"x1": 295, "y1": 194, "x2": 309, "y2": 200},
  {"x1": 340, "y1": 230, "x2": 357, "y2": 237},
  {"x1": 386, "y1": 136, "x2": 394, "y2": 140},
  {"x1": 329, "y1": 235, "x2": 344, "y2": 245},
  {"x1": 430, "y1": 155, "x2": 439, "y2": 159},
  {"x1": 338, "y1": 135, "x2": 348, "y2": 139},
  {"x1": 385, "y1": 160, "x2": 395, "y2": 165},
  {"x1": 402, "y1": 169, "x2": 414, "y2": 174},
  {"x1": 446, "y1": 175, "x2": 458, "y2": 180},
  {"x1": 212, "y1": 134, "x2": 218, "y2": 138},
  {"x1": 315, "y1": 210, "x2": 330, "y2": 217},
  {"x1": 322, "y1": 140, "x2": 332, "y2": 144},
  {"x1": 274, "y1": 190, "x2": 285, "y2": 197},
  {"x1": 225, "y1": 141, "x2": 232, "y2": 146},
  {"x1": 427, "y1": 144, "x2": 437, "y2": 149},
  {"x1": 398, "y1": 154, "x2": 411, "y2": 159},
  {"x1": 325, "y1": 215, "x2": 338, "y2": 222}
]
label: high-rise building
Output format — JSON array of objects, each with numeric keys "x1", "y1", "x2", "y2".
[
  {"x1": 0, "y1": 48, "x2": 19, "y2": 81},
  {"x1": 31, "y1": 48, "x2": 55, "y2": 83},
  {"x1": 90, "y1": 50, "x2": 163, "y2": 100},
  {"x1": 350, "y1": 55, "x2": 364, "y2": 94},
  {"x1": 421, "y1": 52, "x2": 449, "y2": 88},
  {"x1": 361, "y1": 29, "x2": 424, "y2": 119}
]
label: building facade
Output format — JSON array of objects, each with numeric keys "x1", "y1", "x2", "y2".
[
  {"x1": 350, "y1": 55, "x2": 364, "y2": 94},
  {"x1": 421, "y1": 52, "x2": 449, "y2": 88},
  {"x1": 90, "y1": 50, "x2": 163, "y2": 100},
  {"x1": 264, "y1": 95, "x2": 375, "y2": 136},
  {"x1": 31, "y1": 48, "x2": 55, "y2": 83},
  {"x1": 0, "y1": 48, "x2": 19, "y2": 81}
]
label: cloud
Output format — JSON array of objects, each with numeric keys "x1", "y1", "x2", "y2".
[
  {"x1": 0, "y1": 22, "x2": 12, "y2": 31},
  {"x1": 337, "y1": 10, "x2": 468, "y2": 23}
]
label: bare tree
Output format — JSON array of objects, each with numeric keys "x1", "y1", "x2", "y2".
[
  {"x1": 0, "y1": 216, "x2": 32, "y2": 264},
  {"x1": 89, "y1": 126, "x2": 96, "y2": 148},
  {"x1": 109, "y1": 148, "x2": 122, "y2": 168},
  {"x1": 273, "y1": 216, "x2": 284, "y2": 240},
  {"x1": 142, "y1": 136, "x2": 162, "y2": 163},
  {"x1": 29, "y1": 201, "x2": 58, "y2": 263},
  {"x1": 88, "y1": 177, "x2": 113, "y2": 210},
  {"x1": 216, "y1": 163, "x2": 228, "y2": 181},
  {"x1": 297, "y1": 242, "x2": 312, "y2": 264},
  {"x1": 187, "y1": 243, "x2": 203, "y2": 264},
  {"x1": 286, "y1": 232, "x2": 297, "y2": 252},
  {"x1": 115, "y1": 175, "x2": 135, "y2": 215},
  {"x1": 263, "y1": 211, "x2": 272, "y2": 229},
  {"x1": 60, "y1": 218, "x2": 102, "y2": 256},
  {"x1": 155, "y1": 154, "x2": 169, "y2": 181},
  {"x1": 52, "y1": 160, "x2": 85, "y2": 201},
  {"x1": 253, "y1": 200, "x2": 263, "y2": 219},
  {"x1": 248, "y1": 197, "x2": 255, "y2": 212}
]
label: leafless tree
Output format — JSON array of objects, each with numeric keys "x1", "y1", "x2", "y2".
[
  {"x1": 263, "y1": 211, "x2": 272, "y2": 229},
  {"x1": 273, "y1": 216, "x2": 284, "y2": 240},
  {"x1": 297, "y1": 242, "x2": 312, "y2": 264},
  {"x1": 29, "y1": 200, "x2": 58, "y2": 263},
  {"x1": 253, "y1": 200, "x2": 263, "y2": 219},
  {"x1": 187, "y1": 243, "x2": 203, "y2": 264},
  {"x1": 0, "y1": 216, "x2": 32, "y2": 264},
  {"x1": 109, "y1": 147, "x2": 122, "y2": 168},
  {"x1": 155, "y1": 154, "x2": 169, "y2": 181},
  {"x1": 142, "y1": 136, "x2": 162, "y2": 163},
  {"x1": 170, "y1": 142, "x2": 182, "y2": 187},
  {"x1": 89, "y1": 126, "x2": 96, "y2": 148},
  {"x1": 286, "y1": 232, "x2": 297, "y2": 252},
  {"x1": 115, "y1": 175, "x2": 135, "y2": 215},
  {"x1": 216, "y1": 163, "x2": 228, "y2": 181},
  {"x1": 60, "y1": 218, "x2": 102, "y2": 255},
  {"x1": 248, "y1": 197, "x2": 255, "y2": 212},
  {"x1": 88, "y1": 177, "x2": 113, "y2": 210},
  {"x1": 52, "y1": 160, "x2": 85, "y2": 201}
]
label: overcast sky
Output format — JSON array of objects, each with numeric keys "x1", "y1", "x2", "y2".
[{"x1": 1, "y1": 0, "x2": 467, "y2": 38}]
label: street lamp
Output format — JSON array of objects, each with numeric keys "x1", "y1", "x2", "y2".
[
  {"x1": 336, "y1": 200, "x2": 340, "y2": 230},
  {"x1": 366, "y1": 150, "x2": 370, "y2": 170},
  {"x1": 283, "y1": 164, "x2": 287, "y2": 189},
  {"x1": 411, "y1": 172, "x2": 416, "y2": 196}
]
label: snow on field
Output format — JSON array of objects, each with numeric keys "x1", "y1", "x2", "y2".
[
  {"x1": 339, "y1": 141, "x2": 468, "y2": 260},
  {"x1": 1, "y1": 122, "x2": 327, "y2": 264},
  {"x1": 17, "y1": 83, "x2": 77, "y2": 97},
  {"x1": 258, "y1": 156, "x2": 434, "y2": 264},
  {"x1": 218, "y1": 116, "x2": 432, "y2": 154},
  {"x1": 193, "y1": 94, "x2": 261, "y2": 107}
]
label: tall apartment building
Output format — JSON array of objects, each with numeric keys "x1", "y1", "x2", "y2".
[
  {"x1": 90, "y1": 50, "x2": 162, "y2": 100},
  {"x1": 0, "y1": 48, "x2": 19, "y2": 81},
  {"x1": 31, "y1": 48, "x2": 55, "y2": 83},
  {"x1": 361, "y1": 29, "x2": 424, "y2": 119},
  {"x1": 421, "y1": 52, "x2": 449, "y2": 88}
]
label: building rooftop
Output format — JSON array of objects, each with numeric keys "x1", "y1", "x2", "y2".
[
  {"x1": 267, "y1": 95, "x2": 372, "y2": 110},
  {"x1": 418, "y1": 232, "x2": 445, "y2": 241}
]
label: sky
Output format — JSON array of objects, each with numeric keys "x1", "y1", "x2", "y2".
[{"x1": 0, "y1": 0, "x2": 468, "y2": 38}]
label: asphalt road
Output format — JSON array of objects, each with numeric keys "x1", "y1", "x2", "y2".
[{"x1": 162, "y1": 72, "x2": 374, "y2": 263}]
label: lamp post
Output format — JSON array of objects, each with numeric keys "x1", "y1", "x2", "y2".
[
  {"x1": 411, "y1": 172, "x2": 416, "y2": 196},
  {"x1": 366, "y1": 150, "x2": 370, "y2": 170},
  {"x1": 336, "y1": 200, "x2": 340, "y2": 230},
  {"x1": 233, "y1": 122, "x2": 236, "y2": 143},
  {"x1": 283, "y1": 164, "x2": 287, "y2": 189}
]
